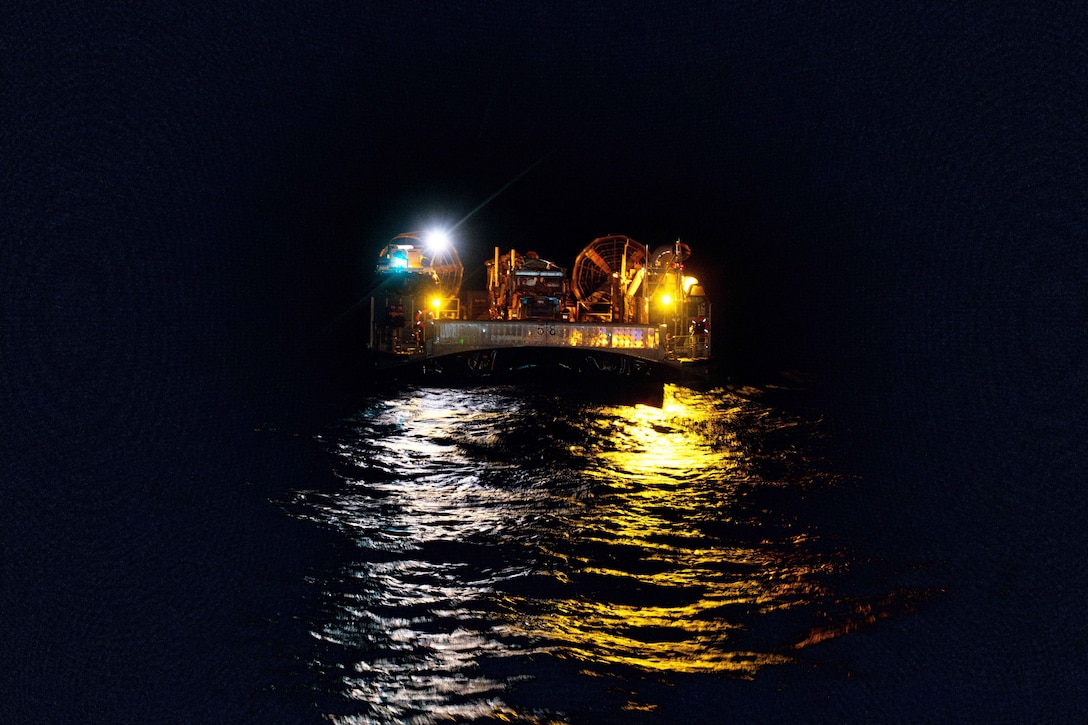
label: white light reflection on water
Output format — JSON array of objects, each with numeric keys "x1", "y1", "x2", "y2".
[{"x1": 293, "y1": 384, "x2": 930, "y2": 723}]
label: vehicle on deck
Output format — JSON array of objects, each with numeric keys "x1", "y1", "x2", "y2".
[{"x1": 486, "y1": 249, "x2": 571, "y2": 321}]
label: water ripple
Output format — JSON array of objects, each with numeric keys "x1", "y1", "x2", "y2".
[{"x1": 293, "y1": 383, "x2": 932, "y2": 723}]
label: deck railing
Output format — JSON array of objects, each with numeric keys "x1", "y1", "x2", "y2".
[{"x1": 428, "y1": 320, "x2": 669, "y2": 362}]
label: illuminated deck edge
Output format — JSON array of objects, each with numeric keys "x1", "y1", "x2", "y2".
[{"x1": 428, "y1": 320, "x2": 669, "y2": 361}]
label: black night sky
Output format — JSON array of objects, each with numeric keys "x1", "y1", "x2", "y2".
[{"x1": 3, "y1": 3, "x2": 1086, "y2": 722}]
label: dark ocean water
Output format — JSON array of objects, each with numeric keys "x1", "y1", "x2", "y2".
[
  {"x1": 5, "y1": 369, "x2": 1083, "y2": 724},
  {"x1": 283, "y1": 381, "x2": 946, "y2": 723}
]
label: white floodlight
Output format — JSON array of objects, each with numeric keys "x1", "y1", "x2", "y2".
[{"x1": 424, "y1": 229, "x2": 450, "y2": 251}]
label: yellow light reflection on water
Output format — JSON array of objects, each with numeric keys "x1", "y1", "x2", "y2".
[
  {"x1": 307, "y1": 382, "x2": 919, "y2": 725},
  {"x1": 593, "y1": 391, "x2": 727, "y2": 478},
  {"x1": 500, "y1": 385, "x2": 832, "y2": 677}
]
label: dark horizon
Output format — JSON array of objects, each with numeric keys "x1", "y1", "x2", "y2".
[{"x1": 10, "y1": 5, "x2": 1082, "y2": 401}]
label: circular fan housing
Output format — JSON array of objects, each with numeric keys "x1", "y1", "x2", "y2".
[
  {"x1": 379, "y1": 231, "x2": 464, "y2": 298},
  {"x1": 571, "y1": 235, "x2": 649, "y2": 322}
]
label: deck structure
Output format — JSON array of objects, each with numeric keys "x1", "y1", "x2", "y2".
[
  {"x1": 370, "y1": 317, "x2": 710, "y2": 377},
  {"x1": 366, "y1": 232, "x2": 712, "y2": 379},
  {"x1": 430, "y1": 320, "x2": 667, "y2": 360}
]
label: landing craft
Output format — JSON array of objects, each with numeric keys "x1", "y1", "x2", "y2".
[{"x1": 367, "y1": 231, "x2": 711, "y2": 378}]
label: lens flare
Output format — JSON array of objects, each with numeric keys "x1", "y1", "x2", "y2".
[{"x1": 424, "y1": 229, "x2": 450, "y2": 251}]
